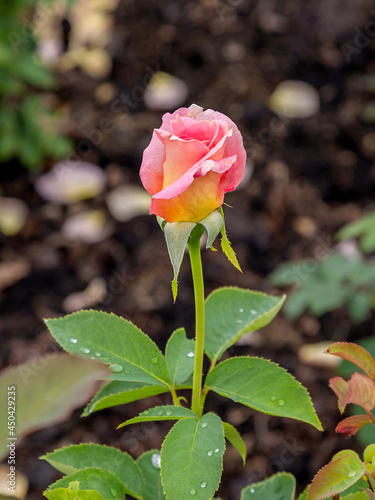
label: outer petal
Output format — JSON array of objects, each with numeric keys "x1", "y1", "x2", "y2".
[
  {"x1": 139, "y1": 130, "x2": 165, "y2": 195},
  {"x1": 196, "y1": 108, "x2": 246, "y2": 192},
  {"x1": 150, "y1": 171, "x2": 224, "y2": 223}
]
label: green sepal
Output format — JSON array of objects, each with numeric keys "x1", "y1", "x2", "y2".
[
  {"x1": 164, "y1": 221, "x2": 196, "y2": 301},
  {"x1": 218, "y1": 207, "x2": 242, "y2": 272},
  {"x1": 199, "y1": 210, "x2": 223, "y2": 249}
]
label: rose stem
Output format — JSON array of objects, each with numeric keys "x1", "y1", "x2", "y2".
[{"x1": 188, "y1": 225, "x2": 206, "y2": 417}]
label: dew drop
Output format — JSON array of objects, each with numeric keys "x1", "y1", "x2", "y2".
[
  {"x1": 157, "y1": 409, "x2": 164, "y2": 416},
  {"x1": 190, "y1": 489, "x2": 197, "y2": 495},
  {"x1": 69, "y1": 338, "x2": 78, "y2": 344},
  {"x1": 250, "y1": 310, "x2": 257, "y2": 314},
  {"x1": 143, "y1": 410, "x2": 149, "y2": 415},
  {"x1": 239, "y1": 308, "x2": 244, "y2": 313},
  {"x1": 270, "y1": 396, "x2": 277, "y2": 402},
  {"x1": 187, "y1": 351, "x2": 194, "y2": 358},
  {"x1": 278, "y1": 399, "x2": 285, "y2": 406},
  {"x1": 348, "y1": 471, "x2": 356, "y2": 477},
  {"x1": 151, "y1": 452, "x2": 161, "y2": 469},
  {"x1": 207, "y1": 450, "x2": 213, "y2": 456},
  {"x1": 151, "y1": 356, "x2": 158, "y2": 364},
  {"x1": 250, "y1": 488, "x2": 255, "y2": 493},
  {"x1": 201, "y1": 422, "x2": 208, "y2": 428},
  {"x1": 125, "y1": 370, "x2": 131, "y2": 375},
  {"x1": 214, "y1": 448, "x2": 219, "y2": 453},
  {"x1": 200, "y1": 481, "x2": 207, "y2": 488},
  {"x1": 110, "y1": 489, "x2": 117, "y2": 497},
  {"x1": 109, "y1": 364, "x2": 124, "y2": 373},
  {"x1": 182, "y1": 468, "x2": 187, "y2": 472},
  {"x1": 80, "y1": 347, "x2": 90, "y2": 354},
  {"x1": 94, "y1": 352, "x2": 101, "y2": 357},
  {"x1": 236, "y1": 319, "x2": 243, "y2": 324},
  {"x1": 90, "y1": 356, "x2": 96, "y2": 360},
  {"x1": 166, "y1": 410, "x2": 172, "y2": 416}
]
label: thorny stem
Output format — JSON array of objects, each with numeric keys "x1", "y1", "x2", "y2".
[{"x1": 188, "y1": 226, "x2": 206, "y2": 417}]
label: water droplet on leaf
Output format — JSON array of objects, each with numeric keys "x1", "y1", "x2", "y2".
[
  {"x1": 201, "y1": 422, "x2": 208, "y2": 428},
  {"x1": 250, "y1": 310, "x2": 257, "y2": 314},
  {"x1": 151, "y1": 356, "x2": 158, "y2": 364},
  {"x1": 94, "y1": 352, "x2": 101, "y2": 357},
  {"x1": 278, "y1": 399, "x2": 285, "y2": 406},
  {"x1": 143, "y1": 410, "x2": 149, "y2": 415},
  {"x1": 250, "y1": 488, "x2": 255, "y2": 493},
  {"x1": 151, "y1": 452, "x2": 161, "y2": 469},
  {"x1": 214, "y1": 448, "x2": 219, "y2": 453},
  {"x1": 190, "y1": 489, "x2": 197, "y2": 495},
  {"x1": 109, "y1": 364, "x2": 123, "y2": 373},
  {"x1": 166, "y1": 410, "x2": 171, "y2": 416},
  {"x1": 348, "y1": 471, "x2": 356, "y2": 477},
  {"x1": 200, "y1": 481, "x2": 207, "y2": 488},
  {"x1": 69, "y1": 338, "x2": 78, "y2": 344},
  {"x1": 80, "y1": 347, "x2": 90, "y2": 354},
  {"x1": 236, "y1": 319, "x2": 243, "y2": 324},
  {"x1": 187, "y1": 351, "x2": 194, "y2": 358},
  {"x1": 157, "y1": 409, "x2": 163, "y2": 416},
  {"x1": 125, "y1": 370, "x2": 131, "y2": 375},
  {"x1": 270, "y1": 396, "x2": 277, "y2": 402},
  {"x1": 207, "y1": 450, "x2": 213, "y2": 456},
  {"x1": 110, "y1": 489, "x2": 117, "y2": 497},
  {"x1": 239, "y1": 308, "x2": 244, "y2": 313}
]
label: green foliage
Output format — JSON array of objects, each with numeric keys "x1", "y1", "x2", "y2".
[
  {"x1": 42, "y1": 444, "x2": 144, "y2": 499},
  {"x1": 44, "y1": 468, "x2": 127, "y2": 500},
  {"x1": 45, "y1": 311, "x2": 171, "y2": 387},
  {"x1": 204, "y1": 287, "x2": 285, "y2": 362},
  {"x1": 0, "y1": 354, "x2": 108, "y2": 460},
  {"x1": 160, "y1": 413, "x2": 225, "y2": 500},
  {"x1": 240, "y1": 473, "x2": 296, "y2": 500},
  {"x1": 118, "y1": 405, "x2": 196, "y2": 428},
  {"x1": 222, "y1": 422, "x2": 246, "y2": 464},
  {"x1": 269, "y1": 252, "x2": 375, "y2": 322},
  {"x1": 136, "y1": 451, "x2": 166, "y2": 500},
  {"x1": 165, "y1": 328, "x2": 195, "y2": 386},
  {"x1": 44, "y1": 480, "x2": 104, "y2": 500},
  {"x1": 337, "y1": 212, "x2": 375, "y2": 253},
  {"x1": 219, "y1": 206, "x2": 242, "y2": 272},
  {"x1": 205, "y1": 357, "x2": 322, "y2": 430},
  {"x1": 0, "y1": 0, "x2": 72, "y2": 169}
]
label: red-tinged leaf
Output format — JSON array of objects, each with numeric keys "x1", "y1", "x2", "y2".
[
  {"x1": 329, "y1": 376, "x2": 349, "y2": 413},
  {"x1": 326, "y1": 342, "x2": 375, "y2": 379},
  {"x1": 344, "y1": 373, "x2": 375, "y2": 412},
  {"x1": 307, "y1": 453, "x2": 364, "y2": 500},
  {"x1": 0, "y1": 354, "x2": 109, "y2": 460},
  {"x1": 336, "y1": 415, "x2": 372, "y2": 438}
]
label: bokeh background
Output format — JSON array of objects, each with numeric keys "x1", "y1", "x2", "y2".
[{"x1": 1, "y1": 0, "x2": 375, "y2": 498}]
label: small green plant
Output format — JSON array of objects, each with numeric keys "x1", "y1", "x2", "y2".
[
  {"x1": 268, "y1": 212, "x2": 375, "y2": 322},
  {"x1": 0, "y1": 0, "x2": 72, "y2": 169},
  {"x1": 38, "y1": 105, "x2": 322, "y2": 499}
]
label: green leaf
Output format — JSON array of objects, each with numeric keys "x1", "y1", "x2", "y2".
[
  {"x1": 41, "y1": 444, "x2": 144, "y2": 499},
  {"x1": 161, "y1": 413, "x2": 225, "y2": 500},
  {"x1": 341, "y1": 493, "x2": 372, "y2": 500},
  {"x1": 164, "y1": 221, "x2": 196, "y2": 301},
  {"x1": 223, "y1": 422, "x2": 246, "y2": 464},
  {"x1": 268, "y1": 260, "x2": 310, "y2": 286},
  {"x1": 298, "y1": 485, "x2": 309, "y2": 500},
  {"x1": 137, "y1": 450, "x2": 166, "y2": 500},
  {"x1": 0, "y1": 354, "x2": 108, "y2": 461},
  {"x1": 165, "y1": 328, "x2": 195, "y2": 386},
  {"x1": 199, "y1": 210, "x2": 223, "y2": 249},
  {"x1": 205, "y1": 357, "x2": 322, "y2": 430},
  {"x1": 118, "y1": 405, "x2": 196, "y2": 428},
  {"x1": 45, "y1": 311, "x2": 170, "y2": 387},
  {"x1": 83, "y1": 380, "x2": 171, "y2": 416},
  {"x1": 219, "y1": 207, "x2": 241, "y2": 272},
  {"x1": 306, "y1": 453, "x2": 364, "y2": 500},
  {"x1": 364, "y1": 444, "x2": 375, "y2": 464},
  {"x1": 337, "y1": 212, "x2": 375, "y2": 253},
  {"x1": 45, "y1": 468, "x2": 127, "y2": 500},
  {"x1": 240, "y1": 473, "x2": 296, "y2": 500},
  {"x1": 204, "y1": 287, "x2": 286, "y2": 362},
  {"x1": 44, "y1": 481, "x2": 104, "y2": 500}
]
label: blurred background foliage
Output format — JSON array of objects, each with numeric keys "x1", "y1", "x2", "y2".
[
  {"x1": 1, "y1": 0, "x2": 375, "y2": 498},
  {"x1": 0, "y1": 0, "x2": 72, "y2": 169}
]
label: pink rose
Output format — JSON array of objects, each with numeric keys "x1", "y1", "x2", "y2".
[{"x1": 140, "y1": 104, "x2": 246, "y2": 223}]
